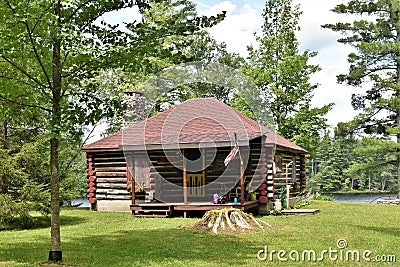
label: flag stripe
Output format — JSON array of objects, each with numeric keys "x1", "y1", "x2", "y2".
[{"x1": 224, "y1": 143, "x2": 239, "y2": 166}]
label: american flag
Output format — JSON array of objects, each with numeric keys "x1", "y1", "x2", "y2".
[{"x1": 224, "y1": 142, "x2": 239, "y2": 166}]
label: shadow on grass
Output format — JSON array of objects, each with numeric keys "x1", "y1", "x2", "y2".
[
  {"x1": 353, "y1": 225, "x2": 400, "y2": 238},
  {"x1": 61, "y1": 227, "x2": 259, "y2": 266},
  {"x1": 1, "y1": 227, "x2": 261, "y2": 266},
  {"x1": 0, "y1": 214, "x2": 86, "y2": 231}
]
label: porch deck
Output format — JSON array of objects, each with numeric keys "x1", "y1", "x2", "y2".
[{"x1": 130, "y1": 201, "x2": 260, "y2": 217}]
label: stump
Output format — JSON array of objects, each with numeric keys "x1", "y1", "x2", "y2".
[{"x1": 184, "y1": 208, "x2": 272, "y2": 234}]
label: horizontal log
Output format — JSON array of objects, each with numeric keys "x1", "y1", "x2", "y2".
[
  {"x1": 96, "y1": 178, "x2": 127, "y2": 183},
  {"x1": 94, "y1": 154, "x2": 125, "y2": 160},
  {"x1": 96, "y1": 183, "x2": 128, "y2": 189},
  {"x1": 96, "y1": 189, "x2": 131, "y2": 195},
  {"x1": 96, "y1": 194, "x2": 132, "y2": 200},
  {"x1": 95, "y1": 167, "x2": 127, "y2": 172},
  {"x1": 96, "y1": 172, "x2": 127, "y2": 177},
  {"x1": 94, "y1": 162, "x2": 126, "y2": 167}
]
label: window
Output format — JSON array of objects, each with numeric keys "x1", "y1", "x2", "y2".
[
  {"x1": 134, "y1": 156, "x2": 150, "y2": 189},
  {"x1": 188, "y1": 174, "x2": 205, "y2": 197},
  {"x1": 275, "y1": 155, "x2": 283, "y2": 173}
]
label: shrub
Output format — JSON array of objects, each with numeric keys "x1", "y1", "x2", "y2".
[
  {"x1": 0, "y1": 194, "x2": 32, "y2": 226},
  {"x1": 314, "y1": 194, "x2": 333, "y2": 201}
]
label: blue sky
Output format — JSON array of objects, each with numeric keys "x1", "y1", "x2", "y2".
[
  {"x1": 194, "y1": 0, "x2": 363, "y2": 129},
  {"x1": 101, "y1": 0, "x2": 362, "y2": 129}
]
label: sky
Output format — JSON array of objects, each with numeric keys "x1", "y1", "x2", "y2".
[
  {"x1": 101, "y1": 0, "x2": 364, "y2": 129},
  {"x1": 194, "y1": 0, "x2": 364, "y2": 128}
]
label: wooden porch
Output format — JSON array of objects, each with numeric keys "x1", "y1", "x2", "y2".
[{"x1": 130, "y1": 200, "x2": 260, "y2": 218}]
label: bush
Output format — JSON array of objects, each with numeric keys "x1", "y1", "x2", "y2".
[
  {"x1": 0, "y1": 194, "x2": 33, "y2": 227},
  {"x1": 314, "y1": 194, "x2": 333, "y2": 201},
  {"x1": 290, "y1": 199, "x2": 311, "y2": 209}
]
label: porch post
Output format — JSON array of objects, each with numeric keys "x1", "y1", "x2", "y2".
[
  {"x1": 240, "y1": 155, "x2": 245, "y2": 205},
  {"x1": 127, "y1": 153, "x2": 135, "y2": 206},
  {"x1": 183, "y1": 151, "x2": 188, "y2": 205}
]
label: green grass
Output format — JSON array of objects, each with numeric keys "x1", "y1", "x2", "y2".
[{"x1": 0, "y1": 201, "x2": 399, "y2": 266}]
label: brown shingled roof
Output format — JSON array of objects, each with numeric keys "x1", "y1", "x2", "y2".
[{"x1": 82, "y1": 98, "x2": 306, "y2": 153}]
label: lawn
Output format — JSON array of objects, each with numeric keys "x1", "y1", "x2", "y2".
[{"x1": 0, "y1": 201, "x2": 399, "y2": 266}]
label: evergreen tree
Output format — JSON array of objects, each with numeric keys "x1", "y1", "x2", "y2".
[
  {"x1": 323, "y1": 0, "x2": 400, "y2": 198},
  {"x1": 245, "y1": 0, "x2": 332, "y2": 156},
  {"x1": 311, "y1": 134, "x2": 363, "y2": 192}
]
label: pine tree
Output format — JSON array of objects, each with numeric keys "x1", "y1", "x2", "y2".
[{"x1": 323, "y1": 0, "x2": 400, "y2": 198}]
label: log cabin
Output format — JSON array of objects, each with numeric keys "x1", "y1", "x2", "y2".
[{"x1": 82, "y1": 97, "x2": 307, "y2": 216}]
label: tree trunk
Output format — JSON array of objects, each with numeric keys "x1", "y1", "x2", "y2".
[
  {"x1": 48, "y1": 0, "x2": 62, "y2": 262},
  {"x1": 396, "y1": 9, "x2": 400, "y2": 200},
  {"x1": 1, "y1": 119, "x2": 7, "y2": 150},
  {"x1": 0, "y1": 119, "x2": 7, "y2": 193},
  {"x1": 368, "y1": 171, "x2": 371, "y2": 191}
]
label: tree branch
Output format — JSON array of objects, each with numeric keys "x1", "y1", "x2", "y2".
[
  {"x1": 1, "y1": 55, "x2": 48, "y2": 90},
  {"x1": 23, "y1": 21, "x2": 53, "y2": 89},
  {"x1": 0, "y1": 94, "x2": 51, "y2": 113},
  {"x1": 0, "y1": 74, "x2": 37, "y2": 88},
  {"x1": 64, "y1": 0, "x2": 92, "y2": 24},
  {"x1": 31, "y1": 1, "x2": 54, "y2": 33}
]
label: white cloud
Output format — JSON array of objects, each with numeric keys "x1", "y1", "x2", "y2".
[
  {"x1": 199, "y1": 0, "x2": 362, "y2": 127},
  {"x1": 103, "y1": 1, "x2": 365, "y2": 128},
  {"x1": 199, "y1": 1, "x2": 262, "y2": 56},
  {"x1": 293, "y1": 0, "x2": 364, "y2": 127}
]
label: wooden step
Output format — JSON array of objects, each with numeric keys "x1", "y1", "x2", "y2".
[
  {"x1": 281, "y1": 209, "x2": 320, "y2": 215},
  {"x1": 133, "y1": 214, "x2": 169, "y2": 218},
  {"x1": 138, "y1": 209, "x2": 171, "y2": 213}
]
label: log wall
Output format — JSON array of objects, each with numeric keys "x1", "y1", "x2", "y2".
[
  {"x1": 272, "y1": 147, "x2": 305, "y2": 199},
  {"x1": 86, "y1": 140, "x2": 306, "y2": 210},
  {"x1": 87, "y1": 152, "x2": 131, "y2": 210}
]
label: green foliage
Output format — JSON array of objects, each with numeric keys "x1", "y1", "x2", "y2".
[
  {"x1": 310, "y1": 133, "x2": 397, "y2": 193},
  {"x1": 269, "y1": 208, "x2": 283, "y2": 216},
  {"x1": 245, "y1": 0, "x2": 332, "y2": 156},
  {"x1": 313, "y1": 194, "x2": 333, "y2": 201},
  {"x1": 323, "y1": 1, "x2": 400, "y2": 197},
  {"x1": 0, "y1": 194, "x2": 31, "y2": 225},
  {"x1": 59, "y1": 149, "x2": 87, "y2": 203},
  {"x1": 228, "y1": 93, "x2": 256, "y2": 120},
  {"x1": 290, "y1": 199, "x2": 311, "y2": 209},
  {"x1": 0, "y1": 141, "x2": 51, "y2": 224},
  {"x1": 309, "y1": 135, "x2": 361, "y2": 192},
  {"x1": 0, "y1": 0, "x2": 228, "y2": 242}
]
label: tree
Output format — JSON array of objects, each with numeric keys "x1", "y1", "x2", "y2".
[
  {"x1": 245, "y1": 0, "x2": 332, "y2": 157},
  {"x1": 0, "y1": 0, "x2": 224, "y2": 261},
  {"x1": 95, "y1": 0, "x2": 228, "y2": 131},
  {"x1": 323, "y1": 0, "x2": 400, "y2": 198},
  {"x1": 310, "y1": 134, "x2": 364, "y2": 192},
  {"x1": 311, "y1": 133, "x2": 397, "y2": 193},
  {"x1": 141, "y1": 33, "x2": 244, "y2": 114}
]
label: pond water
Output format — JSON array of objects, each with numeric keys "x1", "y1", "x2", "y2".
[
  {"x1": 68, "y1": 193, "x2": 398, "y2": 207},
  {"x1": 328, "y1": 193, "x2": 397, "y2": 204},
  {"x1": 64, "y1": 198, "x2": 90, "y2": 208}
]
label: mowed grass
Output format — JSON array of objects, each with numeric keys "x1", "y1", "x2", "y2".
[{"x1": 0, "y1": 201, "x2": 399, "y2": 266}]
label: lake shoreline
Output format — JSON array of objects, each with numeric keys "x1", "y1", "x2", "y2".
[{"x1": 327, "y1": 192, "x2": 397, "y2": 204}]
